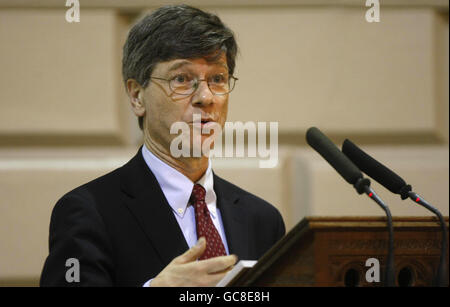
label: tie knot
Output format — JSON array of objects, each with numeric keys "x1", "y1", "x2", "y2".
[{"x1": 192, "y1": 184, "x2": 206, "y2": 203}]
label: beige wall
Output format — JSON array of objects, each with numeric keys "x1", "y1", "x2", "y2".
[{"x1": 0, "y1": 1, "x2": 448, "y2": 285}]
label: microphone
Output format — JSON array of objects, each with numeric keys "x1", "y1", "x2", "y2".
[
  {"x1": 306, "y1": 127, "x2": 396, "y2": 286},
  {"x1": 342, "y1": 138, "x2": 448, "y2": 286},
  {"x1": 306, "y1": 127, "x2": 364, "y2": 187}
]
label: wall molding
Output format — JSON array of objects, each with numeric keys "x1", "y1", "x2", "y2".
[{"x1": 0, "y1": 0, "x2": 448, "y2": 10}]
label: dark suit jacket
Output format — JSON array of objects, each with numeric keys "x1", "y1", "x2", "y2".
[{"x1": 40, "y1": 148, "x2": 285, "y2": 286}]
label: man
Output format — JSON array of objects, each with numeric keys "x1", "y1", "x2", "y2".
[{"x1": 40, "y1": 4, "x2": 285, "y2": 287}]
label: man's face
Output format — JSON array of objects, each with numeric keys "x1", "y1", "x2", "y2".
[{"x1": 141, "y1": 53, "x2": 229, "y2": 156}]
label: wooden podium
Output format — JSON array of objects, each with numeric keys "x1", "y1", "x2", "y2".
[{"x1": 228, "y1": 217, "x2": 449, "y2": 287}]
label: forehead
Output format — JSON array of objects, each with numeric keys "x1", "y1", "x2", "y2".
[{"x1": 153, "y1": 53, "x2": 228, "y2": 74}]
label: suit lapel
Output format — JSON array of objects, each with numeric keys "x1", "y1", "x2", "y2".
[
  {"x1": 118, "y1": 149, "x2": 251, "y2": 263},
  {"x1": 119, "y1": 148, "x2": 189, "y2": 266},
  {"x1": 214, "y1": 174, "x2": 251, "y2": 260}
]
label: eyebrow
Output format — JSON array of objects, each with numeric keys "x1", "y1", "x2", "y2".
[
  {"x1": 167, "y1": 60, "x2": 229, "y2": 73},
  {"x1": 167, "y1": 60, "x2": 192, "y2": 72}
]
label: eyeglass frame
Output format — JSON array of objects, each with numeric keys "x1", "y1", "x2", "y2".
[{"x1": 149, "y1": 74, "x2": 238, "y2": 96}]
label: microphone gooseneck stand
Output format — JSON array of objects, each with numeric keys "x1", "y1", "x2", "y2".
[
  {"x1": 406, "y1": 191, "x2": 448, "y2": 287},
  {"x1": 343, "y1": 138, "x2": 448, "y2": 287},
  {"x1": 354, "y1": 178, "x2": 396, "y2": 287},
  {"x1": 306, "y1": 128, "x2": 397, "y2": 287}
]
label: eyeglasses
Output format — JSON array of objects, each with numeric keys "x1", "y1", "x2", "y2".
[{"x1": 150, "y1": 73, "x2": 238, "y2": 96}]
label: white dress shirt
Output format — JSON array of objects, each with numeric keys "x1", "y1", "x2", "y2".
[{"x1": 141, "y1": 145, "x2": 229, "y2": 286}]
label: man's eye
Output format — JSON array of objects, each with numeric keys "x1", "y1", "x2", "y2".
[
  {"x1": 173, "y1": 74, "x2": 192, "y2": 84},
  {"x1": 210, "y1": 74, "x2": 227, "y2": 84}
]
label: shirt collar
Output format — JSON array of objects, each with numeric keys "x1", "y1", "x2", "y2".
[{"x1": 141, "y1": 145, "x2": 216, "y2": 217}]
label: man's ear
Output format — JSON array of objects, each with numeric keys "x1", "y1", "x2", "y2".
[{"x1": 126, "y1": 79, "x2": 146, "y2": 117}]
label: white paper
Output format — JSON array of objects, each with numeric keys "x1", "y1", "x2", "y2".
[{"x1": 215, "y1": 260, "x2": 257, "y2": 287}]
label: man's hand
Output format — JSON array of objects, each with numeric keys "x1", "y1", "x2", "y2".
[{"x1": 150, "y1": 237, "x2": 237, "y2": 287}]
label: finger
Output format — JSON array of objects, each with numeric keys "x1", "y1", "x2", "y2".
[
  {"x1": 200, "y1": 254, "x2": 238, "y2": 274},
  {"x1": 209, "y1": 263, "x2": 235, "y2": 275},
  {"x1": 174, "y1": 237, "x2": 206, "y2": 264}
]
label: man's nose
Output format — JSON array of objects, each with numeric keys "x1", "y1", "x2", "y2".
[{"x1": 192, "y1": 80, "x2": 214, "y2": 107}]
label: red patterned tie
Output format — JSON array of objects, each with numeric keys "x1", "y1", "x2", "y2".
[{"x1": 191, "y1": 184, "x2": 227, "y2": 260}]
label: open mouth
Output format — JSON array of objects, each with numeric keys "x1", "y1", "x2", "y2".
[
  {"x1": 188, "y1": 119, "x2": 213, "y2": 125},
  {"x1": 199, "y1": 117, "x2": 216, "y2": 125},
  {"x1": 188, "y1": 117, "x2": 217, "y2": 128}
]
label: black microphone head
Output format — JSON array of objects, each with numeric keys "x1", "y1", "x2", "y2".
[
  {"x1": 306, "y1": 127, "x2": 362, "y2": 185},
  {"x1": 342, "y1": 139, "x2": 411, "y2": 199}
]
